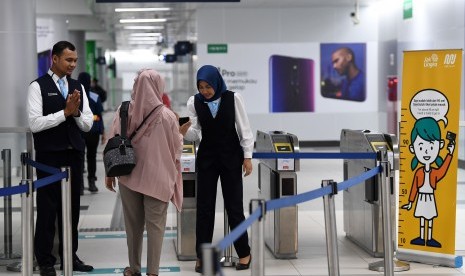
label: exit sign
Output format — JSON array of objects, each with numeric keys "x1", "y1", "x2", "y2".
[
  {"x1": 403, "y1": 0, "x2": 412, "y2": 19},
  {"x1": 208, "y1": 44, "x2": 228, "y2": 54}
]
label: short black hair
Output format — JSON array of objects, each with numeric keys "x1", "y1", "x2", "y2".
[{"x1": 52, "y1": 41, "x2": 76, "y2": 56}]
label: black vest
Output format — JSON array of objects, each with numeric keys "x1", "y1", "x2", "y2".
[
  {"x1": 194, "y1": 91, "x2": 243, "y2": 169},
  {"x1": 32, "y1": 74, "x2": 85, "y2": 152}
]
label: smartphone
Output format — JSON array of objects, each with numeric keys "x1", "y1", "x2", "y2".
[
  {"x1": 446, "y1": 131, "x2": 456, "y2": 145},
  {"x1": 179, "y1": 117, "x2": 190, "y2": 126},
  {"x1": 269, "y1": 55, "x2": 314, "y2": 112}
]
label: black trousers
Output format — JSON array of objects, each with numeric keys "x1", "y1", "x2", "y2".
[
  {"x1": 83, "y1": 132, "x2": 100, "y2": 181},
  {"x1": 195, "y1": 159, "x2": 250, "y2": 259},
  {"x1": 34, "y1": 149, "x2": 83, "y2": 267}
]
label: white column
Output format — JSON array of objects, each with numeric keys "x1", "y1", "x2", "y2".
[
  {"x1": 0, "y1": 0, "x2": 37, "y2": 127},
  {"x1": 68, "y1": 30, "x2": 86, "y2": 78}
]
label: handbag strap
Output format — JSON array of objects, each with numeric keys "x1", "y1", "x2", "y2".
[
  {"x1": 119, "y1": 101, "x2": 130, "y2": 139},
  {"x1": 129, "y1": 104, "x2": 163, "y2": 140}
]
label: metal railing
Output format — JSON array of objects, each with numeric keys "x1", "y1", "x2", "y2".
[
  {"x1": 201, "y1": 150, "x2": 402, "y2": 276},
  {"x1": 0, "y1": 128, "x2": 73, "y2": 275}
]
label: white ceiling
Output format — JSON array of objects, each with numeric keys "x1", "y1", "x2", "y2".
[{"x1": 89, "y1": 0, "x2": 378, "y2": 51}]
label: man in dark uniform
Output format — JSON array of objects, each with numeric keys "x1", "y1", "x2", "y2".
[
  {"x1": 27, "y1": 41, "x2": 94, "y2": 276},
  {"x1": 91, "y1": 77, "x2": 107, "y2": 103}
]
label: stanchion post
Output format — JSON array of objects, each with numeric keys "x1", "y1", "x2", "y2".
[
  {"x1": 20, "y1": 152, "x2": 33, "y2": 276},
  {"x1": 61, "y1": 167, "x2": 72, "y2": 276},
  {"x1": 250, "y1": 199, "x2": 265, "y2": 276},
  {"x1": 0, "y1": 149, "x2": 21, "y2": 263},
  {"x1": 368, "y1": 150, "x2": 410, "y2": 273},
  {"x1": 2, "y1": 149, "x2": 13, "y2": 259},
  {"x1": 379, "y1": 150, "x2": 394, "y2": 276},
  {"x1": 321, "y1": 180, "x2": 340, "y2": 276},
  {"x1": 202, "y1": 244, "x2": 217, "y2": 276},
  {"x1": 220, "y1": 209, "x2": 237, "y2": 267}
]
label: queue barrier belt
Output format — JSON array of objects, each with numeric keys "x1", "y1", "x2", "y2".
[
  {"x1": 252, "y1": 152, "x2": 377, "y2": 159},
  {"x1": 0, "y1": 152, "x2": 381, "y2": 266},
  {"x1": 25, "y1": 158, "x2": 61, "y2": 175},
  {"x1": 0, "y1": 184, "x2": 28, "y2": 197},
  {"x1": 0, "y1": 157, "x2": 68, "y2": 197},
  {"x1": 217, "y1": 165, "x2": 381, "y2": 252},
  {"x1": 217, "y1": 150, "x2": 382, "y2": 253}
]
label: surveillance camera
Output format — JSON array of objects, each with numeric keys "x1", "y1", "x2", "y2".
[{"x1": 350, "y1": 12, "x2": 360, "y2": 24}]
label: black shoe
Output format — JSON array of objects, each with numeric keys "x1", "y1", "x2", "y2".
[
  {"x1": 60, "y1": 259, "x2": 94, "y2": 272},
  {"x1": 236, "y1": 255, "x2": 251, "y2": 270},
  {"x1": 88, "y1": 179, "x2": 98, "y2": 193},
  {"x1": 39, "y1": 266, "x2": 57, "y2": 276},
  {"x1": 73, "y1": 259, "x2": 94, "y2": 272},
  {"x1": 195, "y1": 259, "x2": 202, "y2": 273}
]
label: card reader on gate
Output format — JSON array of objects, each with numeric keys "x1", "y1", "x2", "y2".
[
  {"x1": 181, "y1": 144, "x2": 195, "y2": 172},
  {"x1": 274, "y1": 143, "x2": 293, "y2": 152},
  {"x1": 272, "y1": 134, "x2": 293, "y2": 153},
  {"x1": 271, "y1": 135, "x2": 295, "y2": 170}
]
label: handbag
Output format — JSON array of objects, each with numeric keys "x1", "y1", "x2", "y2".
[
  {"x1": 103, "y1": 101, "x2": 135, "y2": 177},
  {"x1": 103, "y1": 102, "x2": 162, "y2": 177}
]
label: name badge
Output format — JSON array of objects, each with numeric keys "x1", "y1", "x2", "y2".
[{"x1": 48, "y1": 93, "x2": 58, "y2": 96}]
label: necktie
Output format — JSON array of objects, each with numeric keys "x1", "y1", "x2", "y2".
[
  {"x1": 58, "y1": 78, "x2": 68, "y2": 99},
  {"x1": 207, "y1": 101, "x2": 219, "y2": 118}
]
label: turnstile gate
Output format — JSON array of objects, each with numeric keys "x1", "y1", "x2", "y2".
[
  {"x1": 256, "y1": 130, "x2": 299, "y2": 259},
  {"x1": 340, "y1": 129, "x2": 398, "y2": 257},
  {"x1": 174, "y1": 140, "x2": 197, "y2": 260}
]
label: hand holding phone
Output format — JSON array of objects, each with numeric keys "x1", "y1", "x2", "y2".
[{"x1": 179, "y1": 117, "x2": 190, "y2": 126}]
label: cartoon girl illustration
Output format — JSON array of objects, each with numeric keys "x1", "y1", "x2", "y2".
[{"x1": 401, "y1": 117, "x2": 455, "y2": 248}]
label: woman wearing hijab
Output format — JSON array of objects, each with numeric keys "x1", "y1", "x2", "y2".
[
  {"x1": 77, "y1": 72, "x2": 105, "y2": 194},
  {"x1": 105, "y1": 69, "x2": 189, "y2": 276},
  {"x1": 184, "y1": 65, "x2": 253, "y2": 272}
]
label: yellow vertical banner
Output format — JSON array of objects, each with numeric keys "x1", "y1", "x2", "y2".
[{"x1": 397, "y1": 49, "x2": 462, "y2": 267}]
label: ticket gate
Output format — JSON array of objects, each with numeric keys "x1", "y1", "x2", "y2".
[
  {"x1": 340, "y1": 129, "x2": 398, "y2": 257},
  {"x1": 256, "y1": 130, "x2": 299, "y2": 259},
  {"x1": 174, "y1": 140, "x2": 197, "y2": 260}
]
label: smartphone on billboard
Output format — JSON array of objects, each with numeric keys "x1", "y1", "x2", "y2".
[{"x1": 269, "y1": 55, "x2": 314, "y2": 112}]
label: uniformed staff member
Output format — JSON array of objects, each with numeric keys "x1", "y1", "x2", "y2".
[
  {"x1": 183, "y1": 65, "x2": 253, "y2": 273},
  {"x1": 27, "y1": 40, "x2": 94, "y2": 276}
]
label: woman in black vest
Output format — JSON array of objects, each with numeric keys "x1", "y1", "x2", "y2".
[{"x1": 184, "y1": 65, "x2": 253, "y2": 272}]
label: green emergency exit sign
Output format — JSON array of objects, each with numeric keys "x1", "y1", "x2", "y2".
[
  {"x1": 403, "y1": 0, "x2": 412, "y2": 19},
  {"x1": 208, "y1": 44, "x2": 228, "y2": 54}
]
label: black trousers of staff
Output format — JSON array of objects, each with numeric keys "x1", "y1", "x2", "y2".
[
  {"x1": 195, "y1": 158, "x2": 250, "y2": 259},
  {"x1": 34, "y1": 149, "x2": 83, "y2": 267},
  {"x1": 83, "y1": 132, "x2": 100, "y2": 181}
]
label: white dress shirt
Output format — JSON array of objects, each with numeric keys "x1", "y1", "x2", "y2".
[
  {"x1": 184, "y1": 92, "x2": 254, "y2": 159},
  {"x1": 27, "y1": 69, "x2": 93, "y2": 133}
]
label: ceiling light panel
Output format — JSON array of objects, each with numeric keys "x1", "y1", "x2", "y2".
[
  {"x1": 128, "y1": 37, "x2": 158, "y2": 41},
  {"x1": 120, "y1": 19, "x2": 167, "y2": 23},
  {"x1": 115, "y1": 7, "x2": 171, "y2": 12},
  {"x1": 123, "y1": 26, "x2": 164, "y2": 30},
  {"x1": 130, "y1": 33, "x2": 162, "y2": 36}
]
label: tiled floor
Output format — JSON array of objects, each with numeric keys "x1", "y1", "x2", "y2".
[{"x1": 0, "y1": 112, "x2": 464, "y2": 275}]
